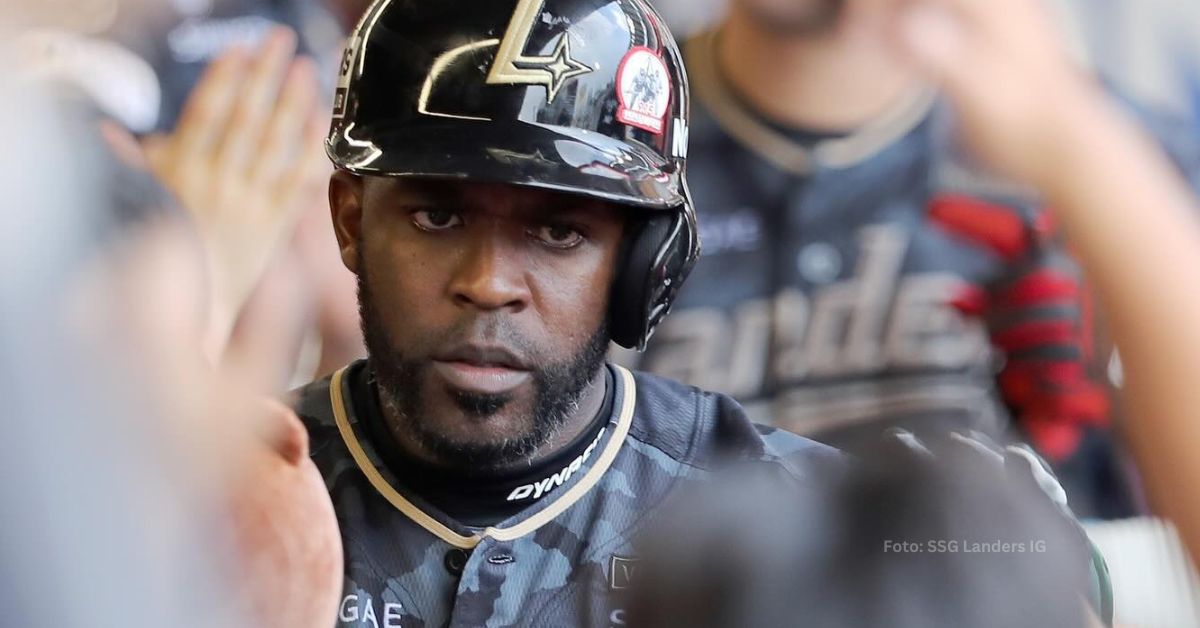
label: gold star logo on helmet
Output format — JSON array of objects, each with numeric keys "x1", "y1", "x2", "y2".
[{"x1": 487, "y1": 0, "x2": 594, "y2": 103}]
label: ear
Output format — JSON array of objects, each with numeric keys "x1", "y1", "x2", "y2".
[{"x1": 328, "y1": 170, "x2": 364, "y2": 274}]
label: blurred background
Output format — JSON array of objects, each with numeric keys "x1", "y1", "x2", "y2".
[
  {"x1": 3, "y1": 0, "x2": 1200, "y2": 626},
  {"x1": 659, "y1": 0, "x2": 1200, "y2": 120}
]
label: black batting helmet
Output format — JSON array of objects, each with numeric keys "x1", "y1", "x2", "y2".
[{"x1": 326, "y1": 0, "x2": 699, "y2": 349}]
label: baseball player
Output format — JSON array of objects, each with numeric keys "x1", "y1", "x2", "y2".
[
  {"x1": 621, "y1": 0, "x2": 1131, "y2": 518},
  {"x1": 292, "y1": 1, "x2": 839, "y2": 626}
]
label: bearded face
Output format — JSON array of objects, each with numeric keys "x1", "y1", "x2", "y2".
[{"x1": 340, "y1": 177, "x2": 623, "y2": 472}]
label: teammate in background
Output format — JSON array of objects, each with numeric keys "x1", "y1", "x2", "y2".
[
  {"x1": 623, "y1": 0, "x2": 1132, "y2": 518},
  {"x1": 632, "y1": 1, "x2": 1200, "y2": 620},
  {"x1": 888, "y1": 0, "x2": 1200, "y2": 569},
  {"x1": 291, "y1": 0, "x2": 839, "y2": 625}
]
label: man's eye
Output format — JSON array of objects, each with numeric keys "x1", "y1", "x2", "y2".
[
  {"x1": 412, "y1": 210, "x2": 463, "y2": 231},
  {"x1": 532, "y1": 224, "x2": 585, "y2": 249}
]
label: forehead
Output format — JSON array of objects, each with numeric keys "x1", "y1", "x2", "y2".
[{"x1": 364, "y1": 177, "x2": 624, "y2": 219}]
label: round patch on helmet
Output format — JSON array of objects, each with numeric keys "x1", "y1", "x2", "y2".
[{"x1": 616, "y1": 47, "x2": 671, "y2": 135}]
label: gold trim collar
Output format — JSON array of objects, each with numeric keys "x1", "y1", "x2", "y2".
[
  {"x1": 685, "y1": 30, "x2": 936, "y2": 175},
  {"x1": 329, "y1": 364, "x2": 637, "y2": 549}
]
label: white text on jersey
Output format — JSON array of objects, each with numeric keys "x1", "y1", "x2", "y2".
[{"x1": 506, "y1": 427, "x2": 607, "y2": 502}]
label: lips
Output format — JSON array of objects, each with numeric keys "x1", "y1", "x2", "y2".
[{"x1": 431, "y1": 344, "x2": 532, "y2": 395}]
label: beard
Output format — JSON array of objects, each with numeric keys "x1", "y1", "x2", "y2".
[
  {"x1": 738, "y1": 0, "x2": 845, "y2": 36},
  {"x1": 357, "y1": 261, "x2": 610, "y2": 472}
]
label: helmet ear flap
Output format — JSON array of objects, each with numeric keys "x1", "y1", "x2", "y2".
[{"x1": 609, "y1": 208, "x2": 697, "y2": 350}]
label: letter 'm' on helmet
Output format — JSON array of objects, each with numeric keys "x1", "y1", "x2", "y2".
[{"x1": 327, "y1": 0, "x2": 700, "y2": 350}]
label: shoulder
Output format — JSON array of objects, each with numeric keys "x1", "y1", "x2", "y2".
[{"x1": 623, "y1": 367, "x2": 843, "y2": 479}]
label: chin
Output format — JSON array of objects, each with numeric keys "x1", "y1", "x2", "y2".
[
  {"x1": 416, "y1": 401, "x2": 547, "y2": 468},
  {"x1": 423, "y1": 376, "x2": 536, "y2": 425},
  {"x1": 739, "y1": 0, "x2": 843, "y2": 34},
  {"x1": 427, "y1": 406, "x2": 537, "y2": 444}
]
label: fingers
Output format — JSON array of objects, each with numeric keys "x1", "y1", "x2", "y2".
[
  {"x1": 251, "y1": 56, "x2": 320, "y2": 187},
  {"x1": 900, "y1": 0, "x2": 985, "y2": 26},
  {"x1": 172, "y1": 47, "x2": 249, "y2": 166},
  {"x1": 135, "y1": 24, "x2": 328, "y2": 346},
  {"x1": 892, "y1": 1, "x2": 1002, "y2": 108},
  {"x1": 895, "y1": 4, "x2": 970, "y2": 82},
  {"x1": 98, "y1": 119, "x2": 150, "y2": 170},
  {"x1": 215, "y1": 27, "x2": 300, "y2": 177},
  {"x1": 275, "y1": 112, "x2": 333, "y2": 222},
  {"x1": 222, "y1": 248, "x2": 311, "y2": 393},
  {"x1": 140, "y1": 133, "x2": 169, "y2": 170}
]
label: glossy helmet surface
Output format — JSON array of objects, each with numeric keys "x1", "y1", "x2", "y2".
[{"x1": 327, "y1": 0, "x2": 699, "y2": 349}]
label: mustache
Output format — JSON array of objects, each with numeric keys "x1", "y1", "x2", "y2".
[
  {"x1": 404, "y1": 315, "x2": 542, "y2": 369},
  {"x1": 354, "y1": 263, "x2": 543, "y2": 372}
]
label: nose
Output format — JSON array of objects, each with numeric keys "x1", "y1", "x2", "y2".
[{"x1": 447, "y1": 228, "x2": 531, "y2": 312}]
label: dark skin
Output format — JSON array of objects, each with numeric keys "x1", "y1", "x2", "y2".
[
  {"x1": 736, "y1": 0, "x2": 844, "y2": 34},
  {"x1": 329, "y1": 173, "x2": 626, "y2": 472}
]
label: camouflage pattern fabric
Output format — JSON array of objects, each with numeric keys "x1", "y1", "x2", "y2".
[{"x1": 295, "y1": 361, "x2": 840, "y2": 628}]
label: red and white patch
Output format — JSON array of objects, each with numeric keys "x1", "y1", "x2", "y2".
[{"x1": 616, "y1": 47, "x2": 671, "y2": 134}]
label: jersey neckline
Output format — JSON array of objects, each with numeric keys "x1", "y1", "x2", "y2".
[
  {"x1": 327, "y1": 362, "x2": 637, "y2": 549},
  {"x1": 351, "y1": 363, "x2": 616, "y2": 527},
  {"x1": 685, "y1": 29, "x2": 936, "y2": 175}
]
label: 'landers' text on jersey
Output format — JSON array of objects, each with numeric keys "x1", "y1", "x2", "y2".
[{"x1": 618, "y1": 32, "x2": 1105, "y2": 456}]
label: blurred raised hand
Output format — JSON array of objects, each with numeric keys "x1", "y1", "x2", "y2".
[
  {"x1": 890, "y1": 0, "x2": 1200, "y2": 568},
  {"x1": 888, "y1": 0, "x2": 1096, "y2": 186},
  {"x1": 142, "y1": 26, "x2": 329, "y2": 351},
  {"x1": 109, "y1": 220, "x2": 340, "y2": 628}
]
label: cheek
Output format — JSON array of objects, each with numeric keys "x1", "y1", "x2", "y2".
[
  {"x1": 362, "y1": 233, "x2": 448, "y2": 327},
  {"x1": 530, "y1": 248, "x2": 615, "y2": 340}
]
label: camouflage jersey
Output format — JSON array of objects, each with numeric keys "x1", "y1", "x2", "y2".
[
  {"x1": 295, "y1": 360, "x2": 839, "y2": 628},
  {"x1": 620, "y1": 31, "x2": 1125, "y2": 516}
]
